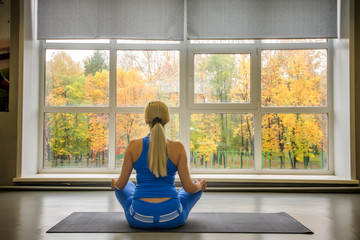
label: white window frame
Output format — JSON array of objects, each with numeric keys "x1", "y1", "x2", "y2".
[{"x1": 38, "y1": 39, "x2": 333, "y2": 175}]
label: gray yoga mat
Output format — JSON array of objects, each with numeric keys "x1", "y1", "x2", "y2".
[{"x1": 47, "y1": 212, "x2": 313, "y2": 234}]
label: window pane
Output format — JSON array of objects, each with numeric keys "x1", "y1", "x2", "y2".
[
  {"x1": 116, "y1": 50, "x2": 179, "y2": 107},
  {"x1": 44, "y1": 113, "x2": 109, "y2": 168},
  {"x1": 190, "y1": 113, "x2": 254, "y2": 169},
  {"x1": 45, "y1": 50, "x2": 109, "y2": 106},
  {"x1": 262, "y1": 114, "x2": 328, "y2": 170},
  {"x1": 261, "y1": 49, "x2": 327, "y2": 107},
  {"x1": 194, "y1": 54, "x2": 250, "y2": 103},
  {"x1": 116, "y1": 113, "x2": 179, "y2": 168}
]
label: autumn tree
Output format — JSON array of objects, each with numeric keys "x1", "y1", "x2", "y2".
[
  {"x1": 46, "y1": 113, "x2": 89, "y2": 167},
  {"x1": 233, "y1": 114, "x2": 254, "y2": 168},
  {"x1": 117, "y1": 50, "x2": 179, "y2": 106},
  {"x1": 196, "y1": 54, "x2": 236, "y2": 166},
  {"x1": 45, "y1": 51, "x2": 110, "y2": 168},
  {"x1": 115, "y1": 51, "x2": 180, "y2": 168},
  {"x1": 115, "y1": 66, "x2": 156, "y2": 166},
  {"x1": 87, "y1": 114, "x2": 109, "y2": 167},
  {"x1": 46, "y1": 51, "x2": 83, "y2": 106},
  {"x1": 261, "y1": 50, "x2": 327, "y2": 169},
  {"x1": 84, "y1": 70, "x2": 109, "y2": 106},
  {"x1": 190, "y1": 114, "x2": 221, "y2": 168},
  {"x1": 192, "y1": 54, "x2": 253, "y2": 169}
]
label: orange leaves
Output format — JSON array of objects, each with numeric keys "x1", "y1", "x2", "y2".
[
  {"x1": 261, "y1": 50, "x2": 328, "y2": 169},
  {"x1": 116, "y1": 50, "x2": 180, "y2": 107},
  {"x1": 84, "y1": 70, "x2": 109, "y2": 105},
  {"x1": 191, "y1": 113, "x2": 221, "y2": 158},
  {"x1": 261, "y1": 49, "x2": 327, "y2": 107},
  {"x1": 88, "y1": 114, "x2": 109, "y2": 154},
  {"x1": 261, "y1": 113, "x2": 327, "y2": 167},
  {"x1": 229, "y1": 54, "x2": 251, "y2": 103},
  {"x1": 116, "y1": 67, "x2": 156, "y2": 106}
]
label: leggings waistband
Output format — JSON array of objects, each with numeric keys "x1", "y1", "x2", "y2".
[{"x1": 130, "y1": 199, "x2": 183, "y2": 224}]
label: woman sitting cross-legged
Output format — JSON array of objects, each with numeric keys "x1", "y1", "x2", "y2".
[{"x1": 111, "y1": 101, "x2": 207, "y2": 229}]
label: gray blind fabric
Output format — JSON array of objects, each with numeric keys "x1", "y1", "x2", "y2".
[
  {"x1": 38, "y1": 0, "x2": 337, "y2": 40},
  {"x1": 37, "y1": 0, "x2": 184, "y2": 40},
  {"x1": 187, "y1": 0, "x2": 338, "y2": 39}
]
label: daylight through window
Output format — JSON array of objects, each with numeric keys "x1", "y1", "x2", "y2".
[{"x1": 41, "y1": 39, "x2": 331, "y2": 173}]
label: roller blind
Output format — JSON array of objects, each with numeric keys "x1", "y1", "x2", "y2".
[
  {"x1": 37, "y1": 0, "x2": 184, "y2": 40},
  {"x1": 187, "y1": 0, "x2": 338, "y2": 39}
]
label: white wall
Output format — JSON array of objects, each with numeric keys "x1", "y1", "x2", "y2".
[
  {"x1": 17, "y1": 0, "x2": 40, "y2": 178},
  {"x1": 332, "y1": 38, "x2": 351, "y2": 179},
  {"x1": 332, "y1": 0, "x2": 354, "y2": 180}
]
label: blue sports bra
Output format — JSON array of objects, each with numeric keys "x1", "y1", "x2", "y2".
[{"x1": 133, "y1": 135, "x2": 179, "y2": 199}]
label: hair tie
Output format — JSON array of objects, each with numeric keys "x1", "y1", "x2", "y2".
[{"x1": 152, "y1": 117, "x2": 163, "y2": 127}]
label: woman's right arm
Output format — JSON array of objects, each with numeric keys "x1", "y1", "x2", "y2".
[
  {"x1": 176, "y1": 142, "x2": 207, "y2": 193},
  {"x1": 111, "y1": 140, "x2": 137, "y2": 190}
]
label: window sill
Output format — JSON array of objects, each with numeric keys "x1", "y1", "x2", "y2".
[{"x1": 13, "y1": 174, "x2": 359, "y2": 185}]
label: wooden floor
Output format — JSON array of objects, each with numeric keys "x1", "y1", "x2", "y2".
[{"x1": 0, "y1": 190, "x2": 359, "y2": 240}]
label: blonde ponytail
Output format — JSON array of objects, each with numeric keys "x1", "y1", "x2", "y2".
[
  {"x1": 145, "y1": 101, "x2": 170, "y2": 178},
  {"x1": 149, "y1": 122, "x2": 167, "y2": 177}
]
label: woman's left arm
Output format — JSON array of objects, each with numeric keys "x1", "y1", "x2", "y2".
[{"x1": 111, "y1": 141, "x2": 135, "y2": 190}]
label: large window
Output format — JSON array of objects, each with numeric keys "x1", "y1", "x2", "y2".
[{"x1": 41, "y1": 39, "x2": 331, "y2": 173}]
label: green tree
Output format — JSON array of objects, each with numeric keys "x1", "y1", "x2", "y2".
[
  {"x1": 46, "y1": 51, "x2": 84, "y2": 106},
  {"x1": 47, "y1": 113, "x2": 89, "y2": 167},
  {"x1": 84, "y1": 51, "x2": 109, "y2": 76},
  {"x1": 192, "y1": 54, "x2": 253, "y2": 169}
]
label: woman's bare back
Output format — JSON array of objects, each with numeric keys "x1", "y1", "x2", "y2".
[
  {"x1": 112, "y1": 138, "x2": 205, "y2": 200},
  {"x1": 129, "y1": 139, "x2": 181, "y2": 203}
]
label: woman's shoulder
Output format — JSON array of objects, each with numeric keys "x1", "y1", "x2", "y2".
[
  {"x1": 127, "y1": 139, "x2": 143, "y2": 150},
  {"x1": 167, "y1": 140, "x2": 184, "y2": 149},
  {"x1": 127, "y1": 139, "x2": 143, "y2": 164},
  {"x1": 167, "y1": 140, "x2": 187, "y2": 167},
  {"x1": 167, "y1": 140, "x2": 185, "y2": 158},
  {"x1": 130, "y1": 138, "x2": 143, "y2": 143}
]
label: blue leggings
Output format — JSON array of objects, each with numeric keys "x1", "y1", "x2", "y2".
[{"x1": 114, "y1": 181, "x2": 202, "y2": 229}]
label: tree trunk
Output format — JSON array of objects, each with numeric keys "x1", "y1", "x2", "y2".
[
  {"x1": 240, "y1": 151, "x2": 243, "y2": 168},
  {"x1": 54, "y1": 153, "x2": 57, "y2": 168},
  {"x1": 278, "y1": 116, "x2": 285, "y2": 168},
  {"x1": 94, "y1": 152, "x2": 98, "y2": 167},
  {"x1": 102, "y1": 151, "x2": 105, "y2": 165},
  {"x1": 220, "y1": 152, "x2": 225, "y2": 167},
  {"x1": 289, "y1": 151, "x2": 294, "y2": 169},
  {"x1": 246, "y1": 116, "x2": 253, "y2": 152}
]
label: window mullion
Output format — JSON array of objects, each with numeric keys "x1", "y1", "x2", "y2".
[
  {"x1": 108, "y1": 40, "x2": 117, "y2": 170},
  {"x1": 327, "y1": 39, "x2": 334, "y2": 174},
  {"x1": 179, "y1": 34, "x2": 190, "y2": 169},
  {"x1": 39, "y1": 41, "x2": 46, "y2": 171},
  {"x1": 253, "y1": 40, "x2": 262, "y2": 171},
  {"x1": 254, "y1": 111, "x2": 262, "y2": 171}
]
